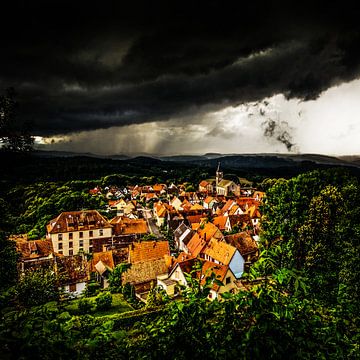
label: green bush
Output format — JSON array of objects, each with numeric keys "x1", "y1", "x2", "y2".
[
  {"x1": 84, "y1": 281, "x2": 100, "y2": 297},
  {"x1": 95, "y1": 292, "x2": 112, "y2": 311},
  {"x1": 77, "y1": 298, "x2": 94, "y2": 315}
]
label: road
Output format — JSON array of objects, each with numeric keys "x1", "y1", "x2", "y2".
[{"x1": 141, "y1": 208, "x2": 164, "y2": 239}]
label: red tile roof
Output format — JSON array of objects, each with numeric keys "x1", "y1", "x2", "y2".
[
  {"x1": 212, "y1": 215, "x2": 228, "y2": 230},
  {"x1": 15, "y1": 238, "x2": 54, "y2": 260},
  {"x1": 129, "y1": 241, "x2": 170, "y2": 264},
  {"x1": 110, "y1": 216, "x2": 149, "y2": 235},
  {"x1": 47, "y1": 210, "x2": 112, "y2": 234},
  {"x1": 91, "y1": 250, "x2": 115, "y2": 273},
  {"x1": 203, "y1": 238, "x2": 236, "y2": 265},
  {"x1": 187, "y1": 222, "x2": 222, "y2": 257},
  {"x1": 224, "y1": 232, "x2": 259, "y2": 256}
]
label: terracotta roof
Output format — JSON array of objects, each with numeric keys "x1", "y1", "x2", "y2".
[
  {"x1": 229, "y1": 214, "x2": 252, "y2": 228},
  {"x1": 56, "y1": 255, "x2": 88, "y2": 285},
  {"x1": 47, "y1": 210, "x2": 112, "y2": 234},
  {"x1": 129, "y1": 241, "x2": 170, "y2": 264},
  {"x1": 91, "y1": 250, "x2": 115, "y2": 273},
  {"x1": 187, "y1": 222, "x2": 222, "y2": 257},
  {"x1": 192, "y1": 223, "x2": 201, "y2": 231},
  {"x1": 224, "y1": 232, "x2": 258, "y2": 256},
  {"x1": 171, "y1": 258, "x2": 229, "y2": 292},
  {"x1": 204, "y1": 196, "x2": 214, "y2": 204},
  {"x1": 200, "y1": 260, "x2": 229, "y2": 291},
  {"x1": 203, "y1": 238, "x2": 236, "y2": 265},
  {"x1": 15, "y1": 238, "x2": 54, "y2": 260},
  {"x1": 110, "y1": 216, "x2": 149, "y2": 235},
  {"x1": 246, "y1": 205, "x2": 261, "y2": 218},
  {"x1": 122, "y1": 258, "x2": 168, "y2": 285},
  {"x1": 186, "y1": 214, "x2": 204, "y2": 224},
  {"x1": 145, "y1": 193, "x2": 158, "y2": 200},
  {"x1": 199, "y1": 180, "x2": 209, "y2": 187},
  {"x1": 221, "y1": 199, "x2": 236, "y2": 214},
  {"x1": 228, "y1": 205, "x2": 241, "y2": 216},
  {"x1": 153, "y1": 184, "x2": 166, "y2": 192},
  {"x1": 212, "y1": 215, "x2": 228, "y2": 230}
]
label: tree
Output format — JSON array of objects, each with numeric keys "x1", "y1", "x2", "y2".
[
  {"x1": 108, "y1": 263, "x2": 131, "y2": 292},
  {"x1": 16, "y1": 269, "x2": 60, "y2": 306},
  {"x1": 0, "y1": 88, "x2": 34, "y2": 152},
  {"x1": 0, "y1": 232, "x2": 19, "y2": 291}
]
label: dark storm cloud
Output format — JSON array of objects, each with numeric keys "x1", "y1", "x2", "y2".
[{"x1": 1, "y1": 0, "x2": 360, "y2": 135}]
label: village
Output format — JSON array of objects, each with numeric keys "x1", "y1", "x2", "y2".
[{"x1": 11, "y1": 164, "x2": 264, "y2": 304}]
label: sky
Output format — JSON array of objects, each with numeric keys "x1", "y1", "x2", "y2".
[{"x1": 2, "y1": 0, "x2": 360, "y2": 155}]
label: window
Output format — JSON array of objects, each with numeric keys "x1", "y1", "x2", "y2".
[
  {"x1": 58, "y1": 250, "x2": 63, "y2": 255},
  {"x1": 69, "y1": 284, "x2": 76, "y2": 292},
  {"x1": 226, "y1": 276, "x2": 231, "y2": 285},
  {"x1": 89, "y1": 239, "x2": 93, "y2": 246},
  {"x1": 58, "y1": 242, "x2": 63, "y2": 250},
  {"x1": 69, "y1": 249, "x2": 73, "y2": 256},
  {"x1": 89, "y1": 230, "x2": 93, "y2": 237},
  {"x1": 99, "y1": 229, "x2": 104, "y2": 236},
  {"x1": 58, "y1": 234, "x2": 63, "y2": 241},
  {"x1": 79, "y1": 232, "x2": 83, "y2": 238},
  {"x1": 89, "y1": 247, "x2": 93, "y2": 253},
  {"x1": 79, "y1": 240, "x2": 83, "y2": 247},
  {"x1": 69, "y1": 241, "x2": 73, "y2": 248},
  {"x1": 69, "y1": 233, "x2": 73, "y2": 240}
]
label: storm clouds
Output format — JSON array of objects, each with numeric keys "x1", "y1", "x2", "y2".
[{"x1": 2, "y1": 1, "x2": 360, "y2": 154}]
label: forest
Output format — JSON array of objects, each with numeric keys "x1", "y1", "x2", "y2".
[{"x1": 0, "y1": 157, "x2": 359, "y2": 359}]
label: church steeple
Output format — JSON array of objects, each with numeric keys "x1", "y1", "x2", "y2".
[{"x1": 216, "y1": 162, "x2": 223, "y2": 187}]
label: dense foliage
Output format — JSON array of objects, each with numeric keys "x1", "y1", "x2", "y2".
[{"x1": 0, "y1": 168, "x2": 359, "y2": 359}]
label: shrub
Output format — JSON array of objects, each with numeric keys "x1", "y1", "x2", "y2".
[
  {"x1": 95, "y1": 292, "x2": 112, "y2": 311},
  {"x1": 84, "y1": 281, "x2": 100, "y2": 297},
  {"x1": 77, "y1": 298, "x2": 94, "y2": 314}
]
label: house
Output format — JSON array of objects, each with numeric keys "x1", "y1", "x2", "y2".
[
  {"x1": 110, "y1": 216, "x2": 150, "y2": 239},
  {"x1": 224, "y1": 232, "x2": 259, "y2": 264},
  {"x1": 170, "y1": 197, "x2": 182, "y2": 211},
  {"x1": 108, "y1": 199, "x2": 127, "y2": 214},
  {"x1": 174, "y1": 222, "x2": 194, "y2": 252},
  {"x1": 186, "y1": 222, "x2": 223, "y2": 258},
  {"x1": 220, "y1": 199, "x2": 238, "y2": 216},
  {"x1": 199, "y1": 180, "x2": 215, "y2": 193},
  {"x1": 13, "y1": 235, "x2": 54, "y2": 261},
  {"x1": 190, "y1": 203, "x2": 205, "y2": 212},
  {"x1": 89, "y1": 187, "x2": 102, "y2": 195},
  {"x1": 212, "y1": 215, "x2": 231, "y2": 232},
  {"x1": 153, "y1": 201, "x2": 168, "y2": 227},
  {"x1": 122, "y1": 241, "x2": 170, "y2": 294},
  {"x1": 202, "y1": 238, "x2": 245, "y2": 278},
  {"x1": 90, "y1": 250, "x2": 115, "y2": 288},
  {"x1": 159, "y1": 257, "x2": 237, "y2": 300},
  {"x1": 153, "y1": 183, "x2": 167, "y2": 194},
  {"x1": 46, "y1": 210, "x2": 113, "y2": 256},
  {"x1": 229, "y1": 214, "x2": 252, "y2": 231},
  {"x1": 128, "y1": 240, "x2": 170, "y2": 263},
  {"x1": 57, "y1": 254, "x2": 88, "y2": 297},
  {"x1": 203, "y1": 196, "x2": 217, "y2": 210}
]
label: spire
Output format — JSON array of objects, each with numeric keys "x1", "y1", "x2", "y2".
[{"x1": 217, "y1": 161, "x2": 221, "y2": 172}]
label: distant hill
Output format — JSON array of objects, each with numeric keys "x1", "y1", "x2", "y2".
[{"x1": 2, "y1": 150, "x2": 360, "y2": 185}]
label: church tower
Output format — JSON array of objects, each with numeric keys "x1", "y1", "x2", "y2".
[{"x1": 216, "y1": 162, "x2": 223, "y2": 187}]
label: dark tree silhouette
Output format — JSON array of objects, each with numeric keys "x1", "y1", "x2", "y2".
[{"x1": 0, "y1": 88, "x2": 34, "y2": 152}]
